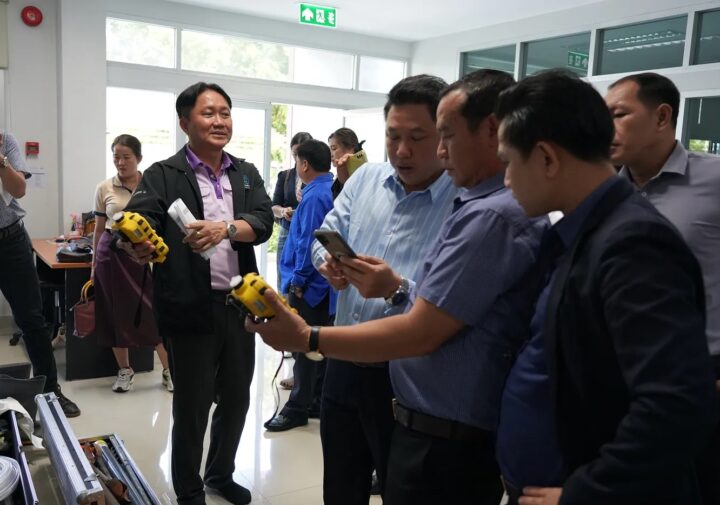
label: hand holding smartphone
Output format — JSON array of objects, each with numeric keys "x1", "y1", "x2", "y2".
[{"x1": 314, "y1": 230, "x2": 357, "y2": 261}]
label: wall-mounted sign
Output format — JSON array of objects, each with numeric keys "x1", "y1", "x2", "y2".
[
  {"x1": 567, "y1": 50, "x2": 589, "y2": 71},
  {"x1": 299, "y1": 4, "x2": 336, "y2": 28}
]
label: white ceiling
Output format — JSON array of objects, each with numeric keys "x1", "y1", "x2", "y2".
[{"x1": 166, "y1": 0, "x2": 605, "y2": 41}]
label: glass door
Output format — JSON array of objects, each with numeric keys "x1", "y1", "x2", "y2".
[{"x1": 225, "y1": 101, "x2": 272, "y2": 278}]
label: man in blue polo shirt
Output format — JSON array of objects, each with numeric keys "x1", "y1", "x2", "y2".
[
  {"x1": 265, "y1": 139, "x2": 336, "y2": 431},
  {"x1": 248, "y1": 70, "x2": 548, "y2": 505}
]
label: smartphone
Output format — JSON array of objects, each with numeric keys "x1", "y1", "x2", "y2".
[
  {"x1": 345, "y1": 150, "x2": 368, "y2": 176},
  {"x1": 314, "y1": 229, "x2": 357, "y2": 260}
]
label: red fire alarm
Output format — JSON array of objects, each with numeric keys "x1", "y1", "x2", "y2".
[
  {"x1": 26, "y1": 141, "x2": 39, "y2": 156},
  {"x1": 21, "y1": 6, "x2": 43, "y2": 27}
]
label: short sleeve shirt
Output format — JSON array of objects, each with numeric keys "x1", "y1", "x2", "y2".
[{"x1": 94, "y1": 175, "x2": 136, "y2": 229}]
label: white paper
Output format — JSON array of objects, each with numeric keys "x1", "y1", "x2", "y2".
[
  {"x1": 26, "y1": 168, "x2": 47, "y2": 189},
  {"x1": 168, "y1": 198, "x2": 216, "y2": 260},
  {"x1": 0, "y1": 397, "x2": 43, "y2": 448}
]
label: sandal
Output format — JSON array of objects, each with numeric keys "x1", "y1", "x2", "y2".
[{"x1": 279, "y1": 377, "x2": 294, "y2": 390}]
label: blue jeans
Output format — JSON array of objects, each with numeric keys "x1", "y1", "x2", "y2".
[{"x1": 276, "y1": 225, "x2": 289, "y2": 292}]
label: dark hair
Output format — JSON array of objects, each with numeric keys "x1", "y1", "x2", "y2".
[
  {"x1": 291, "y1": 131, "x2": 313, "y2": 147},
  {"x1": 440, "y1": 70, "x2": 515, "y2": 131},
  {"x1": 496, "y1": 69, "x2": 614, "y2": 162},
  {"x1": 111, "y1": 134, "x2": 142, "y2": 158},
  {"x1": 383, "y1": 74, "x2": 448, "y2": 122},
  {"x1": 296, "y1": 140, "x2": 331, "y2": 173},
  {"x1": 328, "y1": 127, "x2": 364, "y2": 153},
  {"x1": 175, "y1": 82, "x2": 232, "y2": 119},
  {"x1": 608, "y1": 72, "x2": 680, "y2": 128}
]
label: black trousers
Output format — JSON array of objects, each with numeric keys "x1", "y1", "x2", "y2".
[
  {"x1": 0, "y1": 227, "x2": 57, "y2": 391},
  {"x1": 280, "y1": 292, "x2": 330, "y2": 420},
  {"x1": 384, "y1": 423, "x2": 504, "y2": 505},
  {"x1": 320, "y1": 359, "x2": 394, "y2": 505},
  {"x1": 697, "y1": 362, "x2": 720, "y2": 505},
  {"x1": 166, "y1": 293, "x2": 255, "y2": 505}
]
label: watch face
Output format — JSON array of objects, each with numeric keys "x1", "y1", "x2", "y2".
[
  {"x1": 392, "y1": 292, "x2": 408, "y2": 305},
  {"x1": 305, "y1": 351, "x2": 325, "y2": 362},
  {"x1": 228, "y1": 223, "x2": 237, "y2": 237}
]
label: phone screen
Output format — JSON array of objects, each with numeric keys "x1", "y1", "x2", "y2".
[{"x1": 314, "y1": 230, "x2": 357, "y2": 260}]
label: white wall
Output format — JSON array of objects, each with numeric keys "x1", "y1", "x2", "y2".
[
  {"x1": 411, "y1": 0, "x2": 720, "y2": 89},
  {"x1": 6, "y1": 0, "x2": 60, "y2": 238},
  {"x1": 58, "y1": 0, "x2": 107, "y2": 226}
]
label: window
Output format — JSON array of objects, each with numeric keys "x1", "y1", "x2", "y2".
[
  {"x1": 344, "y1": 110, "x2": 386, "y2": 163},
  {"x1": 181, "y1": 30, "x2": 354, "y2": 89},
  {"x1": 358, "y1": 57, "x2": 406, "y2": 93},
  {"x1": 597, "y1": 16, "x2": 687, "y2": 75},
  {"x1": 461, "y1": 45, "x2": 516, "y2": 76},
  {"x1": 293, "y1": 47, "x2": 354, "y2": 89},
  {"x1": 684, "y1": 96, "x2": 720, "y2": 155},
  {"x1": 523, "y1": 33, "x2": 591, "y2": 77},
  {"x1": 106, "y1": 18, "x2": 175, "y2": 68},
  {"x1": 106, "y1": 87, "x2": 176, "y2": 178},
  {"x1": 181, "y1": 30, "x2": 290, "y2": 81},
  {"x1": 224, "y1": 107, "x2": 267, "y2": 174},
  {"x1": 693, "y1": 9, "x2": 720, "y2": 65}
]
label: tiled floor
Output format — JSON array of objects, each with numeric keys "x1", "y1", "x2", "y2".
[{"x1": 2, "y1": 331, "x2": 383, "y2": 505}]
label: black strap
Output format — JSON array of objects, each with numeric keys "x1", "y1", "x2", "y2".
[{"x1": 133, "y1": 264, "x2": 149, "y2": 328}]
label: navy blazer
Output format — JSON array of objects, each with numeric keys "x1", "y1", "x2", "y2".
[{"x1": 546, "y1": 178, "x2": 717, "y2": 504}]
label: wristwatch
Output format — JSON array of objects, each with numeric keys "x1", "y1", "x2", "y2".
[
  {"x1": 226, "y1": 221, "x2": 237, "y2": 239},
  {"x1": 305, "y1": 326, "x2": 325, "y2": 362},
  {"x1": 0, "y1": 155, "x2": 8, "y2": 169},
  {"x1": 385, "y1": 277, "x2": 410, "y2": 307}
]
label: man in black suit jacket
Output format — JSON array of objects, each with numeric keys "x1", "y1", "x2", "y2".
[{"x1": 494, "y1": 70, "x2": 717, "y2": 505}]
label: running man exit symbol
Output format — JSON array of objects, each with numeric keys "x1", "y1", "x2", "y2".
[{"x1": 299, "y1": 4, "x2": 337, "y2": 28}]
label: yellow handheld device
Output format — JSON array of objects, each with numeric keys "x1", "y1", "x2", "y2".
[
  {"x1": 227, "y1": 273, "x2": 296, "y2": 320},
  {"x1": 345, "y1": 149, "x2": 368, "y2": 176},
  {"x1": 111, "y1": 211, "x2": 169, "y2": 263}
]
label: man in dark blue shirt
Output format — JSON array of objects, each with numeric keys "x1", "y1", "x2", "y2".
[
  {"x1": 265, "y1": 139, "x2": 336, "y2": 432},
  {"x1": 495, "y1": 70, "x2": 717, "y2": 505}
]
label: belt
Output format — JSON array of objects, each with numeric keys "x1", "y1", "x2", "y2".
[
  {"x1": 352, "y1": 361, "x2": 388, "y2": 369},
  {"x1": 0, "y1": 220, "x2": 23, "y2": 241},
  {"x1": 392, "y1": 400, "x2": 493, "y2": 443}
]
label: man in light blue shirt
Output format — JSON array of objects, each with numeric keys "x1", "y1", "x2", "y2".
[{"x1": 307, "y1": 74, "x2": 457, "y2": 505}]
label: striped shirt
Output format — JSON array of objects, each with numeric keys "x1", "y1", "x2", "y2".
[
  {"x1": 312, "y1": 162, "x2": 457, "y2": 327},
  {"x1": 619, "y1": 142, "x2": 720, "y2": 355},
  {"x1": 0, "y1": 131, "x2": 27, "y2": 227}
]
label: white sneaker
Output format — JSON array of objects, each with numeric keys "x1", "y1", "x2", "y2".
[
  {"x1": 112, "y1": 368, "x2": 134, "y2": 393},
  {"x1": 162, "y1": 368, "x2": 174, "y2": 393}
]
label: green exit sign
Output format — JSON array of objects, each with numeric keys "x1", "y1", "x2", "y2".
[
  {"x1": 300, "y1": 4, "x2": 337, "y2": 28},
  {"x1": 567, "y1": 51, "x2": 589, "y2": 71}
]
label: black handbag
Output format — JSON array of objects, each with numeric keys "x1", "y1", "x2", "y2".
[{"x1": 56, "y1": 238, "x2": 93, "y2": 263}]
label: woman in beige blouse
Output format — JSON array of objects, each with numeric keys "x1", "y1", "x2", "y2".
[{"x1": 93, "y1": 134, "x2": 172, "y2": 393}]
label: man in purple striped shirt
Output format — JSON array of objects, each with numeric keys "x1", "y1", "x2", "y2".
[{"x1": 119, "y1": 82, "x2": 273, "y2": 505}]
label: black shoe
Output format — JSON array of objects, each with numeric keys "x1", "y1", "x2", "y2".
[
  {"x1": 206, "y1": 482, "x2": 251, "y2": 505},
  {"x1": 9, "y1": 331, "x2": 21, "y2": 346},
  {"x1": 263, "y1": 414, "x2": 307, "y2": 432},
  {"x1": 53, "y1": 386, "x2": 81, "y2": 418},
  {"x1": 370, "y1": 471, "x2": 380, "y2": 495}
]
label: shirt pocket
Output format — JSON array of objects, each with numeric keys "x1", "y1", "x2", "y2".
[{"x1": 221, "y1": 178, "x2": 234, "y2": 198}]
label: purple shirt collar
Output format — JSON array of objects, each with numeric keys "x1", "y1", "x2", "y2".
[{"x1": 185, "y1": 145, "x2": 234, "y2": 199}]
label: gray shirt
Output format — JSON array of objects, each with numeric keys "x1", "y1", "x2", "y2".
[
  {"x1": 619, "y1": 142, "x2": 720, "y2": 355},
  {"x1": 0, "y1": 131, "x2": 27, "y2": 227}
]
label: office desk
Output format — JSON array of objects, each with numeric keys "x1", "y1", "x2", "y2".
[{"x1": 32, "y1": 239, "x2": 153, "y2": 381}]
